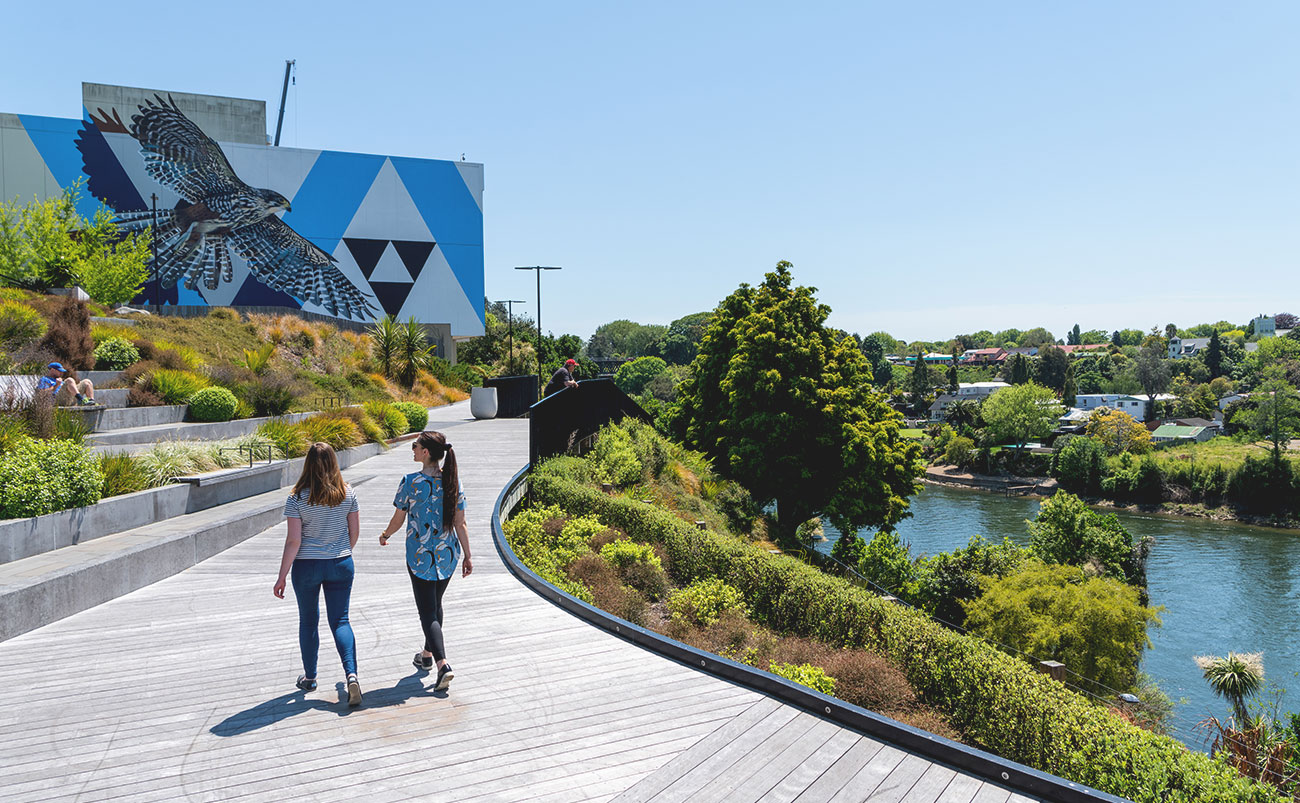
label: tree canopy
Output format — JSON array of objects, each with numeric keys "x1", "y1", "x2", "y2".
[
  {"x1": 658, "y1": 311, "x2": 713, "y2": 365},
  {"x1": 0, "y1": 183, "x2": 151, "y2": 305},
  {"x1": 980, "y1": 382, "x2": 1062, "y2": 449},
  {"x1": 964, "y1": 561, "x2": 1160, "y2": 695},
  {"x1": 670, "y1": 262, "x2": 923, "y2": 543},
  {"x1": 1086, "y1": 408, "x2": 1151, "y2": 455},
  {"x1": 587, "y1": 319, "x2": 667, "y2": 360}
]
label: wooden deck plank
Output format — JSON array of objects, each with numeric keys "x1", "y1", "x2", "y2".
[
  {"x1": 791, "y1": 737, "x2": 889, "y2": 802},
  {"x1": 0, "y1": 404, "x2": 1040, "y2": 803},
  {"x1": 763, "y1": 727, "x2": 863, "y2": 803},
  {"x1": 934, "y1": 772, "x2": 985, "y2": 803}
]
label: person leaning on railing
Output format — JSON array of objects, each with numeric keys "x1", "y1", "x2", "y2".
[{"x1": 543, "y1": 358, "x2": 579, "y2": 397}]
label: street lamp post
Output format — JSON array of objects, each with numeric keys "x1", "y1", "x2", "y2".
[
  {"x1": 494, "y1": 299, "x2": 526, "y2": 375},
  {"x1": 514, "y1": 266, "x2": 562, "y2": 397}
]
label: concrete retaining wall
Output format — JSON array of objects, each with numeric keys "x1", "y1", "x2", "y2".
[
  {"x1": 0, "y1": 440, "x2": 388, "y2": 565},
  {"x1": 94, "y1": 405, "x2": 188, "y2": 431}
]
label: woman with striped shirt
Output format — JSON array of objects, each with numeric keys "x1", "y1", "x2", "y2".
[{"x1": 273, "y1": 442, "x2": 363, "y2": 707}]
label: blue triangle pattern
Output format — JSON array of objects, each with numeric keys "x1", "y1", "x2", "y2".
[{"x1": 389, "y1": 157, "x2": 484, "y2": 326}]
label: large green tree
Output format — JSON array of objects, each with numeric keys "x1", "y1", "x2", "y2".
[
  {"x1": 964, "y1": 561, "x2": 1161, "y2": 695},
  {"x1": 0, "y1": 183, "x2": 151, "y2": 304},
  {"x1": 671, "y1": 262, "x2": 923, "y2": 543},
  {"x1": 587, "y1": 319, "x2": 667, "y2": 359},
  {"x1": 1036, "y1": 345, "x2": 1069, "y2": 391},
  {"x1": 981, "y1": 382, "x2": 1063, "y2": 449},
  {"x1": 658, "y1": 311, "x2": 713, "y2": 365},
  {"x1": 1135, "y1": 338, "x2": 1171, "y2": 421}
]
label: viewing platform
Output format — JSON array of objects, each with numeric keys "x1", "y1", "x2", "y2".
[{"x1": 0, "y1": 401, "x2": 1061, "y2": 802}]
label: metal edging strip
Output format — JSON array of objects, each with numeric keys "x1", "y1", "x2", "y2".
[{"x1": 491, "y1": 465, "x2": 1129, "y2": 803}]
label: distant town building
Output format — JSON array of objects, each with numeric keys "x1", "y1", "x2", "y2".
[
  {"x1": 1168, "y1": 337, "x2": 1211, "y2": 359},
  {"x1": 1253, "y1": 315, "x2": 1276, "y2": 338}
]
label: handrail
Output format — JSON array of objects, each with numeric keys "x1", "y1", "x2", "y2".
[
  {"x1": 490, "y1": 465, "x2": 1125, "y2": 803},
  {"x1": 526, "y1": 378, "x2": 651, "y2": 467}
]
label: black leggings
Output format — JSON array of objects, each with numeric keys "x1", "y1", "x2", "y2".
[{"x1": 408, "y1": 569, "x2": 452, "y2": 661}]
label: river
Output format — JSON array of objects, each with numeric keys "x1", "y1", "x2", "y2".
[{"x1": 815, "y1": 483, "x2": 1300, "y2": 748}]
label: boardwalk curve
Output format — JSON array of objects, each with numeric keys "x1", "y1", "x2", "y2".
[{"x1": 1, "y1": 402, "x2": 1052, "y2": 802}]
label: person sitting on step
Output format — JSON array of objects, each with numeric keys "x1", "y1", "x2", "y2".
[{"x1": 36, "y1": 362, "x2": 96, "y2": 406}]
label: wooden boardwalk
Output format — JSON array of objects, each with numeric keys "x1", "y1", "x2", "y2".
[{"x1": 0, "y1": 402, "x2": 1040, "y2": 802}]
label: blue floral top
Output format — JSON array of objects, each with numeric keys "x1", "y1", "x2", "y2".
[{"x1": 394, "y1": 470, "x2": 467, "y2": 581}]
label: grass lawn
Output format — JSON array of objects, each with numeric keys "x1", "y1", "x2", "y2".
[
  {"x1": 901, "y1": 428, "x2": 924, "y2": 438},
  {"x1": 1144, "y1": 436, "x2": 1300, "y2": 471}
]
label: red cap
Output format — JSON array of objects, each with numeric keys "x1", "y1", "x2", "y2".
[{"x1": 565, "y1": 359, "x2": 577, "y2": 367}]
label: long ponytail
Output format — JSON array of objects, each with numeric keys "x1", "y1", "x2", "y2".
[{"x1": 417, "y1": 430, "x2": 459, "y2": 533}]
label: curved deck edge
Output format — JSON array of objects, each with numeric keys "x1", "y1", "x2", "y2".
[{"x1": 491, "y1": 465, "x2": 1127, "y2": 803}]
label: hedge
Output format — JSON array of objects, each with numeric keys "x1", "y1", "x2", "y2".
[
  {"x1": 393, "y1": 402, "x2": 428, "y2": 434},
  {"x1": 0, "y1": 438, "x2": 103, "y2": 518},
  {"x1": 526, "y1": 468, "x2": 1281, "y2": 803}
]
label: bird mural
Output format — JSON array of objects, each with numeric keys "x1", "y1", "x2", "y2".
[{"x1": 103, "y1": 95, "x2": 376, "y2": 319}]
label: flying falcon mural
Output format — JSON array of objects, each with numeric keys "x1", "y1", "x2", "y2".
[{"x1": 108, "y1": 95, "x2": 376, "y2": 319}]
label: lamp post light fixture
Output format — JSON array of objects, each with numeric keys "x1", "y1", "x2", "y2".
[
  {"x1": 494, "y1": 299, "x2": 526, "y2": 375},
  {"x1": 514, "y1": 266, "x2": 562, "y2": 397}
]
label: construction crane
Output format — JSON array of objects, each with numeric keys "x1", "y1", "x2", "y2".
[{"x1": 273, "y1": 59, "x2": 295, "y2": 146}]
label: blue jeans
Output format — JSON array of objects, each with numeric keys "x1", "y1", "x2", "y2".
[{"x1": 291, "y1": 556, "x2": 357, "y2": 678}]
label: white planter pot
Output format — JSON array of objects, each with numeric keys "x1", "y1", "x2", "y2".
[{"x1": 470, "y1": 386, "x2": 498, "y2": 419}]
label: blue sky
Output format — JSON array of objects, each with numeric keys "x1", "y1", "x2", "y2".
[{"x1": 8, "y1": 2, "x2": 1298, "y2": 343}]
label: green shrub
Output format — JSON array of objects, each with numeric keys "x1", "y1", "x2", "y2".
[
  {"x1": 363, "y1": 401, "x2": 408, "y2": 439},
  {"x1": 591, "y1": 424, "x2": 642, "y2": 486},
  {"x1": 98, "y1": 452, "x2": 149, "y2": 497},
  {"x1": 244, "y1": 375, "x2": 296, "y2": 416},
  {"x1": 525, "y1": 469, "x2": 1279, "y2": 803},
  {"x1": 0, "y1": 301, "x2": 46, "y2": 348},
  {"x1": 668, "y1": 578, "x2": 747, "y2": 627},
  {"x1": 149, "y1": 369, "x2": 208, "y2": 404},
  {"x1": 93, "y1": 337, "x2": 141, "y2": 371},
  {"x1": 393, "y1": 401, "x2": 428, "y2": 433},
  {"x1": 502, "y1": 505, "x2": 594, "y2": 602},
  {"x1": 298, "y1": 415, "x2": 362, "y2": 450},
  {"x1": 600, "y1": 538, "x2": 669, "y2": 599},
  {"x1": 768, "y1": 662, "x2": 837, "y2": 695},
  {"x1": 257, "y1": 419, "x2": 309, "y2": 458},
  {"x1": 381, "y1": 407, "x2": 407, "y2": 439},
  {"x1": 0, "y1": 415, "x2": 30, "y2": 454},
  {"x1": 187, "y1": 386, "x2": 238, "y2": 422},
  {"x1": 208, "y1": 307, "x2": 239, "y2": 321},
  {"x1": 134, "y1": 441, "x2": 217, "y2": 486},
  {"x1": 0, "y1": 438, "x2": 102, "y2": 518},
  {"x1": 321, "y1": 407, "x2": 387, "y2": 444}
]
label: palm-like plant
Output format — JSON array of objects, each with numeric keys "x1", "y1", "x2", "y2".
[
  {"x1": 368, "y1": 315, "x2": 402, "y2": 379},
  {"x1": 1195, "y1": 651, "x2": 1264, "y2": 724},
  {"x1": 396, "y1": 317, "x2": 432, "y2": 388}
]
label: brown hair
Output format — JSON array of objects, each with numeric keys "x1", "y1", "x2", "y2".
[
  {"x1": 416, "y1": 431, "x2": 460, "y2": 533},
  {"x1": 291, "y1": 442, "x2": 348, "y2": 507}
]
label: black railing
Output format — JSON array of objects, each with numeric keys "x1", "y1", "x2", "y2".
[
  {"x1": 528, "y1": 378, "x2": 651, "y2": 467},
  {"x1": 484, "y1": 375, "x2": 539, "y2": 419}
]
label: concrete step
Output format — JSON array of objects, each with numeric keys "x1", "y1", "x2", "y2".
[
  {"x1": 86, "y1": 410, "x2": 314, "y2": 449},
  {"x1": 0, "y1": 470, "x2": 378, "y2": 643}
]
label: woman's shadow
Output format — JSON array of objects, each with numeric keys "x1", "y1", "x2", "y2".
[{"x1": 210, "y1": 671, "x2": 447, "y2": 737}]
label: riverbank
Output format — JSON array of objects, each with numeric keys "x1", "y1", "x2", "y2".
[{"x1": 925, "y1": 463, "x2": 1300, "y2": 531}]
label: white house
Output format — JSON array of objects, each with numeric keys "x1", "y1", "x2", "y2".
[
  {"x1": 1253, "y1": 315, "x2": 1276, "y2": 338},
  {"x1": 1073, "y1": 393, "x2": 1175, "y2": 421},
  {"x1": 956, "y1": 381, "x2": 1009, "y2": 399}
]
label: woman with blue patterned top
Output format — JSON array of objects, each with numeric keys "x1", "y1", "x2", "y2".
[{"x1": 379, "y1": 430, "x2": 472, "y2": 691}]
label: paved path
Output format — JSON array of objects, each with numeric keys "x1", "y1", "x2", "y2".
[{"x1": 0, "y1": 402, "x2": 1039, "y2": 802}]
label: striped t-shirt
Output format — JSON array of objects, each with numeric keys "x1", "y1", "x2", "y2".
[{"x1": 284, "y1": 485, "x2": 359, "y2": 560}]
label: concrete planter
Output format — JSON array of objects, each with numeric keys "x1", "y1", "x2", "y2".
[
  {"x1": 0, "y1": 439, "x2": 389, "y2": 565},
  {"x1": 470, "y1": 386, "x2": 498, "y2": 419}
]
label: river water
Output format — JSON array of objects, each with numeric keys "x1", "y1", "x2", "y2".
[{"x1": 815, "y1": 483, "x2": 1300, "y2": 748}]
